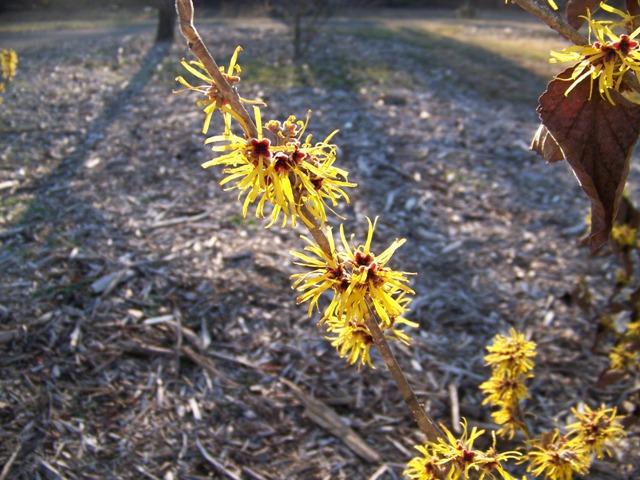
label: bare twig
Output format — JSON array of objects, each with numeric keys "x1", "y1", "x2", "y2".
[
  {"x1": 175, "y1": 0, "x2": 259, "y2": 139},
  {"x1": 364, "y1": 303, "x2": 442, "y2": 443},
  {"x1": 510, "y1": 0, "x2": 588, "y2": 45},
  {"x1": 196, "y1": 439, "x2": 242, "y2": 480},
  {"x1": 0, "y1": 443, "x2": 21, "y2": 480},
  {"x1": 281, "y1": 378, "x2": 382, "y2": 463}
]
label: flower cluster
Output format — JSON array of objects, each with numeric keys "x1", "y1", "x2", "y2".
[
  {"x1": 176, "y1": 47, "x2": 355, "y2": 228},
  {"x1": 526, "y1": 430, "x2": 591, "y2": 480},
  {"x1": 549, "y1": 3, "x2": 640, "y2": 104},
  {"x1": 0, "y1": 49, "x2": 18, "y2": 103},
  {"x1": 609, "y1": 319, "x2": 640, "y2": 371},
  {"x1": 527, "y1": 405, "x2": 625, "y2": 479},
  {"x1": 291, "y1": 217, "x2": 416, "y2": 367},
  {"x1": 479, "y1": 328, "x2": 536, "y2": 439},
  {"x1": 204, "y1": 108, "x2": 355, "y2": 227},
  {"x1": 404, "y1": 420, "x2": 520, "y2": 480}
]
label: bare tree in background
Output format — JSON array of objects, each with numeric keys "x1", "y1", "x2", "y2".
[
  {"x1": 155, "y1": 0, "x2": 176, "y2": 42},
  {"x1": 267, "y1": 0, "x2": 336, "y2": 61}
]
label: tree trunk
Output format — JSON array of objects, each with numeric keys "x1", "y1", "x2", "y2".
[{"x1": 155, "y1": 0, "x2": 176, "y2": 42}]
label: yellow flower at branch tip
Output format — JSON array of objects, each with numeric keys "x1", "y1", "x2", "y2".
[
  {"x1": 526, "y1": 430, "x2": 591, "y2": 480},
  {"x1": 549, "y1": 4, "x2": 640, "y2": 105},
  {"x1": 484, "y1": 328, "x2": 536, "y2": 378},
  {"x1": 404, "y1": 419, "x2": 520, "y2": 480},
  {"x1": 566, "y1": 404, "x2": 626, "y2": 459},
  {"x1": 174, "y1": 46, "x2": 263, "y2": 134},
  {"x1": 1, "y1": 49, "x2": 17, "y2": 81}
]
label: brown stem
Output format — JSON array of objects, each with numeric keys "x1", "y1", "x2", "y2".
[
  {"x1": 175, "y1": 0, "x2": 259, "y2": 139},
  {"x1": 511, "y1": 0, "x2": 588, "y2": 45},
  {"x1": 364, "y1": 303, "x2": 443, "y2": 443},
  {"x1": 297, "y1": 201, "x2": 333, "y2": 258}
]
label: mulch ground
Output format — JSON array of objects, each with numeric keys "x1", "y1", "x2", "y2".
[{"x1": 1, "y1": 6, "x2": 639, "y2": 479}]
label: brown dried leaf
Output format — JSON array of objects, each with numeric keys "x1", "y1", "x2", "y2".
[
  {"x1": 530, "y1": 124, "x2": 565, "y2": 163},
  {"x1": 536, "y1": 67, "x2": 640, "y2": 252},
  {"x1": 566, "y1": 0, "x2": 602, "y2": 29},
  {"x1": 596, "y1": 368, "x2": 629, "y2": 388}
]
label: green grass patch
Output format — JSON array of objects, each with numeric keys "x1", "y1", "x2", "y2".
[{"x1": 341, "y1": 24, "x2": 552, "y2": 104}]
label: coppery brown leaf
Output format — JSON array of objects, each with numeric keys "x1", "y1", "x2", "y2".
[
  {"x1": 530, "y1": 124, "x2": 565, "y2": 163},
  {"x1": 566, "y1": 0, "x2": 602, "y2": 29},
  {"x1": 596, "y1": 368, "x2": 629, "y2": 388},
  {"x1": 537, "y1": 67, "x2": 640, "y2": 252}
]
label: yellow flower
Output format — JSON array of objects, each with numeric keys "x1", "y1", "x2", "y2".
[
  {"x1": 550, "y1": 4, "x2": 640, "y2": 105},
  {"x1": 609, "y1": 341, "x2": 639, "y2": 370},
  {"x1": 291, "y1": 217, "x2": 417, "y2": 367},
  {"x1": 290, "y1": 225, "x2": 343, "y2": 317},
  {"x1": 489, "y1": 405, "x2": 527, "y2": 440},
  {"x1": 480, "y1": 377, "x2": 531, "y2": 407},
  {"x1": 405, "y1": 420, "x2": 520, "y2": 480},
  {"x1": 328, "y1": 217, "x2": 415, "y2": 328},
  {"x1": 566, "y1": 405, "x2": 626, "y2": 459},
  {"x1": 526, "y1": 430, "x2": 591, "y2": 480},
  {"x1": 404, "y1": 444, "x2": 444, "y2": 480},
  {"x1": 203, "y1": 109, "x2": 355, "y2": 228},
  {"x1": 1, "y1": 49, "x2": 17, "y2": 81},
  {"x1": 324, "y1": 293, "x2": 416, "y2": 368},
  {"x1": 611, "y1": 222, "x2": 637, "y2": 247},
  {"x1": 484, "y1": 328, "x2": 536, "y2": 378},
  {"x1": 175, "y1": 46, "x2": 262, "y2": 134},
  {"x1": 262, "y1": 112, "x2": 356, "y2": 228},
  {"x1": 324, "y1": 315, "x2": 375, "y2": 368}
]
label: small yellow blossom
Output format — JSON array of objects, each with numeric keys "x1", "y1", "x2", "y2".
[
  {"x1": 175, "y1": 46, "x2": 262, "y2": 134},
  {"x1": 0, "y1": 49, "x2": 18, "y2": 104},
  {"x1": 609, "y1": 341, "x2": 639, "y2": 370},
  {"x1": 566, "y1": 404, "x2": 626, "y2": 459},
  {"x1": 550, "y1": 4, "x2": 640, "y2": 105},
  {"x1": 1, "y1": 49, "x2": 17, "y2": 81},
  {"x1": 627, "y1": 320, "x2": 640, "y2": 337},
  {"x1": 526, "y1": 430, "x2": 591, "y2": 480},
  {"x1": 490, "y1": 405, "x2": 527, "y2": 440},
  {"x1": 612, "y1": 222, "x2": 637, "y2": 247},
  {"x1": 405, "y1": 420, "x2": 520, "y2": 480},
  {"x1": 324, "y1": 315, "x2": 375, "y2": 368},
  {"x1": 484, "y1": 328, "x2": 536, "y2": 378},
  {"x1": 481, "y1": 329, "x2": 536, "y2": 439},
  {"x1": 480, "y1": 377, "x2": 531, "y2": 407}
]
